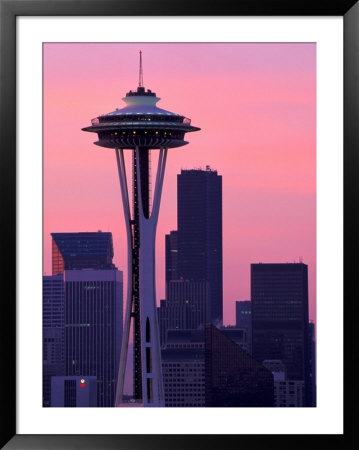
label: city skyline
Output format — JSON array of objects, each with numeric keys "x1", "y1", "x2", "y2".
[{"x1": 43, "y1": 42, "x2": 316, "y2": 324}]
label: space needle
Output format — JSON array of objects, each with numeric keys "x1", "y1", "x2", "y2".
[{"x1": 82, "y1": 52, "x2": 200, "y2": 406}]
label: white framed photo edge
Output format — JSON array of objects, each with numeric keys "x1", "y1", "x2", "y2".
[{"x1": 16, "y1": 15, "x2": 343, "y2": 435}]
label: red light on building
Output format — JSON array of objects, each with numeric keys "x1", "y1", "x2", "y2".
[{"x1": 80, "y1": 378, "x2": 86, "y2": 388}]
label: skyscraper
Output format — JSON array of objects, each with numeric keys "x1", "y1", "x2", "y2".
[
  {"x1": 251, "y1": 263, "x2": 311, "y2": 405},
  {"x1": 82, "y1": 53, "x2": 200, "y2": 406},
  {"x1": 64, "y1": 269, "x2": 123, "y2": 407},
  {"x1": 177, "y1": 167, "x2": 223, "y2": 323},
  {"x1": 43, "y1": 274, "x2": 65, "y2": 406},
  {"x1": 51, "y1": 231, "x2": 115, "y2": 275}
]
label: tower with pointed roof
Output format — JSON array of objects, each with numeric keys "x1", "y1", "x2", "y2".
[{"x1": 82, "y1": 53, "x2": 200, "y2": 406}]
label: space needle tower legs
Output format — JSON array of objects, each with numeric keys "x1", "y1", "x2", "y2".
[{"x1": 115, "y1": 146, "x2": 167, "y2": 407}]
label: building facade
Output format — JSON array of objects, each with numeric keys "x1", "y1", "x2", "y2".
[
  {"x1": 64, "y1": 269, "x2": 123, "y2": 407},
  {"x1": 251, "y1": 263, "x2": 311, "y2": 405},
  {"x1": 43, "y1": 274, "x2": 65, "y2": 407},
  {"x1": 161, "y1": 330, "x2": 205, "y2": 407},
  {"x1": 158, "y1": 280, "x2": 211, "y2": 345}
]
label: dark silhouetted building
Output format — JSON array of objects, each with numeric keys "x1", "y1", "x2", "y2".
[
  {"x1": 51, "y1": 231, "x2": 115, "y2": 275},
  {"x1": 177, "y1": 168, "x2": 222, "y2": 323},
  {"x1": 158, "y1": 280, "x2": 211, "y2": 345},
  {"x1": 251, "y1": 263, "x2": 311, "y2": 406},
  {"x1": 205, "y1": 324, "x2": 274, "y2": 407},
  {"x1": 43, "y1": 274, "x2": 65, "y2": 406},
  {"x1": 64, "y1": 269, "x2": 123, "y2": 407},
  {"x1": 235, "y1": 300, "x2": 252, "y2": 352}
]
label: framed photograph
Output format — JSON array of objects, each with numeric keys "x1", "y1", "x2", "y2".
[{"x1": 1, "y1": 0, "x2": 357, "y2": 448}]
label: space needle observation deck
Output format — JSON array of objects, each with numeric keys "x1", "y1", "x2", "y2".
[{"x1": 82, "y1": 81, "x2": 199, "y2": 149}]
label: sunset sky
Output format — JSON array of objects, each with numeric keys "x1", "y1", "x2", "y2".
[{"x1": 43, "y1": 43, "x2": 316, "y2": 324}]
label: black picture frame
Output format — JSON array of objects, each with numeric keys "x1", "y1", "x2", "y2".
[{"x1": 1, "y1": 0, "x2": 357, "y2": 448}]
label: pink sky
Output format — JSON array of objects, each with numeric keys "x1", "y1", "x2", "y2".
[{"x1": 43, "y1": 43, "x2": 316, "y2": 324}]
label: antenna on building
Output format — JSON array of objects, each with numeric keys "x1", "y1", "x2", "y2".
[
  {"x1": 139, "y1": 50, "x2": 144, "y2": 87},
  {"x1": 299, "y1": 256, "x2": 303, "y2": 263}
]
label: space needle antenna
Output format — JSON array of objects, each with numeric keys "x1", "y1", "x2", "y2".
[{"x1": 139, "y1": 50, "x2": 143, "y2": 87}]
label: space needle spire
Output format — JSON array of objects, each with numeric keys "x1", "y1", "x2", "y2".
[
  {"x1": 82, "y1": 57, "x2": 200, "y2": 407},
  {"x1": 139, "y1": 50, "x2": 144, "y2": 88}
]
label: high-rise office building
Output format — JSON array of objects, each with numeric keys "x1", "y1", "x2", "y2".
[
  {"x1": 158, "y1": 280, "x2": 211, "y2": 345},
  {"x1": 177, "y1": 167, "x2": 223, "y2": 323},
  {"x1": 43, "y1": 274, "x2": 65, "y2": 406},
  {"x1": 64, "y1": 269, "x2": 123, "y2": 407},
  {"x1": 251, "y1": 263, "x2": 311, "y2": 405},
  {"x1": 51, "y1": 231, "x2": 115, "y2": 275}
]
